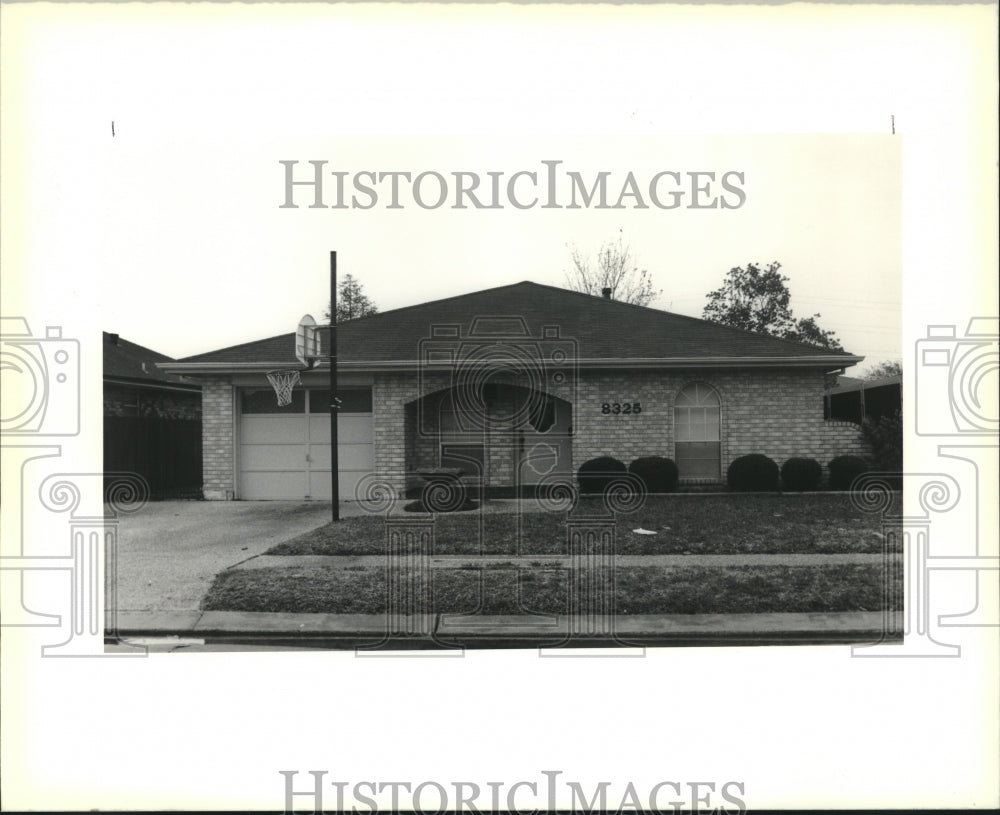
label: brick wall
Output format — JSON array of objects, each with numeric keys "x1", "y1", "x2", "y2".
[
  {"x1": 816, "y1": 420, "x2": 871, "y2": 462},
  {"x1": 201, "y1": 377, "x2": 235, "y2": 499},
  {"x1": 370, "y1": 367, "x2": 868, "y2": 494},
  {"x1": 199, "y1": 367, "x2": 869, "y2": 500},
  {"x1": 572, "y1": 370, "x2": 674, "y2": 471},
  {"x1": 373, "y1": 373, "x2": 425, "y2": 495},
  {"x1": 486, "y1": 426, "x2": 516, "y2": 486},
  {"x1": 571, "y1": 368, "x2": 869, "y2": 481}
]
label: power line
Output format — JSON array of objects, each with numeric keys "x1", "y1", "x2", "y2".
[
  {"x1": 660, "y1": 294, "x2": 902, "y2": 311},
  {"x1": 794, "y1": 298, "x2": 902, "y2": 310}
]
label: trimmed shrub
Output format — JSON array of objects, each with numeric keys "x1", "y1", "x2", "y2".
[
  {"x1": 828, "y1": 455, "x2": 870, "y2": 490},
  {"x1": 781, "y1": 457, "x2": 822, "y2": 491},
  {"x1": 862, "y1": 410, "x2": 903, "y2": 472},
  {"x1": 628, "y1": 456, "x2": 679, "y2": 494},
  {"x1": 577, "y1": 456, "x2": 627, "y2": 495},
  {"x1": 727, "y1": 454, "x2": 780, "y2": 491}
]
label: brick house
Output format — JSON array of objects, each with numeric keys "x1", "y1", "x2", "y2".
[{"x1": 159, "y1": 282, "x2": 868, "y2": 500}]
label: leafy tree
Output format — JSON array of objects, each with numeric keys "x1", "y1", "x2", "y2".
[
  {"x1": 565, "y1": 232, "x2": 661, "y2": 306},
  {"x1": 324, "y1": 274, "x2": 378, "y2": 323},
  {"x1": 860, "y1": 360, "x2": 902, "y2": 381},
  {"x1": 783, "y1": 315, "x2": 842, "y2": 351},
  {"x1": 702, "y1": 261, "x2": 842, "y2": 350}
]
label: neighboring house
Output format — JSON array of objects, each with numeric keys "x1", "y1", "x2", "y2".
[
  {"x1": 103, "y1": 332, "x2": 202, "y2": 498},
  {"x1": 159, "y1": 281, "x2": 869, "y2": 500},
  {"x1": 825, "y1": 374, "x2": 902, "y2": 424}
]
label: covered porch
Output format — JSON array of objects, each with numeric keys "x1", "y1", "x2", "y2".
[{"x1": 403, "y1": 382, "x2": 573, "y2": 496}]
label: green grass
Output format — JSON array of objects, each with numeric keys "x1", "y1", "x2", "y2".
[
  {"x1": 267, "y1": 493, "x2": 900, "y2": 557},
  {"x1": 205, "y1": 495, "x2": 902, "y2": 617},
  {"x1": 202, "y1": 564, "x2": 899, "y2": 615}
]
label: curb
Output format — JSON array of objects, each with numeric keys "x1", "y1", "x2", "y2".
[{"x1": 108, "y1": 610, "x2": 898, "y2": 648}]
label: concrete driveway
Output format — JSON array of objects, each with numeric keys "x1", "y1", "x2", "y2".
[
  {"x1": 112, "y1": 497, "x2": 550, "y2": 614},
  {"x1": 113, "y1": 501, "x2": 335, "y2": 613}
]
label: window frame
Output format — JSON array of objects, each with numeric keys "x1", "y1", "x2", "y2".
[
  {"x1": 239, "y1": 387, "x2": 372, "y2": 416},
  {"x1": 674, "y1": 382, "x2": 723, "y2": 482}
]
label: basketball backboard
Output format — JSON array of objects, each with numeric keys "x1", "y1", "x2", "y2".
[{"x1": 295, "y1": 314, "x2": 321, "y2": 368}]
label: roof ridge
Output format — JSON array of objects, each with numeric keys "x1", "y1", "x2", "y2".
[
  {"x1": 338, "y1": 280, "x2": 547, "y2": 323},
  {"x1": 334, "y1": 278, "x2": 709, "y2": 324}
]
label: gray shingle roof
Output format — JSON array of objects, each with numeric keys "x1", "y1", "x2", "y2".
[
  {"x1": 174, "y1": 281, "x2": 859, "y2": 369},
  {"x1": 104, "y1": 332, "x2": 199, "y2": 387}
]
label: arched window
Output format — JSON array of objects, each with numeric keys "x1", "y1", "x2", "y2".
[{"x1": 674, "y1": 383, "x2": 721, "y2": 480}]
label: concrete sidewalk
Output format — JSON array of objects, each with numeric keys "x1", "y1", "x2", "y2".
[{"x1": 107, "y1": 609, "x2": 895, "y2": 650}]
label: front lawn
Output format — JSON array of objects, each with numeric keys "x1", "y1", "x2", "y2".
[
  {"x1": 202, "y1": 563, "x2": 899, "y2": 615},
  {"x1": 268, "y1": 493, "x2": 900, "y2": 557}
]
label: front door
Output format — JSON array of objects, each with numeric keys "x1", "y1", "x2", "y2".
[{"x1": 517, "y1": 395, "x2": 572, "y2": 487}]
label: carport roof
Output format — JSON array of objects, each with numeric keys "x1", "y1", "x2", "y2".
[
  {"x1": 827, "y1": 374, "x2": 901, "y2": 394},
  {"x1": 162, "y1": 281, "x2": 861, "y2": 372}
]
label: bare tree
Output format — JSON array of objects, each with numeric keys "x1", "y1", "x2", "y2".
[{"x1": 565, "y1": 232, "x2": 661, "y2": 306}]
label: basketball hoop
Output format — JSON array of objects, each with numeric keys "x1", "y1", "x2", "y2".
[{"x1": 266, "y1": 368, "x2": 301, "y2": 407}]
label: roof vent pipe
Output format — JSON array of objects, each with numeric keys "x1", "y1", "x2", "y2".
[{"x1": 601, "y1": 287, "x2": 612, "y2": 299}]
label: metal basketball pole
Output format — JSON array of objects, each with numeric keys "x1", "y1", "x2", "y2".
[{"x1": 330, "y1": 251, "x2": 340, "y2": 521}]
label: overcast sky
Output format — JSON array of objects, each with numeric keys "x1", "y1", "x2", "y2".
[
  {"x1": 96, "y1": 133, "x2": 903, "y2": 366},
  {"x1": 94, "y1": 133, "x2": 901, "y2": 366},
  {"x1": 2, "y1": 5, "x2": 935, "y2": 373}
]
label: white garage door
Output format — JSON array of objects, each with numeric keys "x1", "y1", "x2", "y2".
[{"x1": 239, "y1": 388, "x2": 373, "y2": 500}]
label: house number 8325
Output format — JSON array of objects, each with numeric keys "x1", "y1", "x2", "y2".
[{"x1": 602, "y1": 402, "x2": 642, "y2": 415}]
